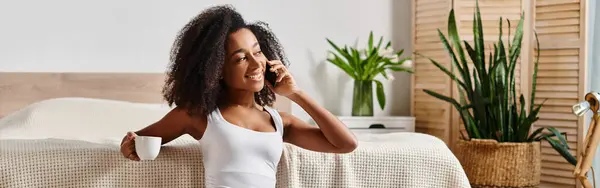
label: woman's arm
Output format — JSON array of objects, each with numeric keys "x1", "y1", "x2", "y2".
[
  {"x1": 123, "y1": 107, "x2": 200, "y2": 145},
  {"x1": 282, "y1": 90, "x2": 358, "y2": 153},
  {"x1": 120, "y1": 107, "x2": 198, "y2": 161},
  {"x1": 266, "y1": 60, "x2": 358, "y2": 153}
]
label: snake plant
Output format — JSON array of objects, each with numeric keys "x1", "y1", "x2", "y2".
[{"x1": 420, "y1": 0, "x2": 577, "y2": 165}]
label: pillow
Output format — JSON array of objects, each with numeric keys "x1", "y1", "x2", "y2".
[{"x1": 0, "y1": 97, "x2": 174, "y2": 141}]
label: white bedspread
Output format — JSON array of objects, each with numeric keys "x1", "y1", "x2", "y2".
[
  {"x1": 279, "y1": 132, "x2": 471, "y2": 188},
  {"x1": 0, "y1": 98, "x2": 470, "y2": 187},
  {"x1": 0, "y1": 133, "x2": 470, "y2": 188}
]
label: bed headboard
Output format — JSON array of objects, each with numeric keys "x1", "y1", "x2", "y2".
[{"x1": 0, "y1": 72, "x2": 292, "y2": 118}]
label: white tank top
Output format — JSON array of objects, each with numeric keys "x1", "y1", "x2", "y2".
[{"x1": 199, "y1": 106, "x2": 284, "y2": 188}]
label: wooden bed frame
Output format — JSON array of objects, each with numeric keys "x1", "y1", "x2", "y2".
[{"x1": 0, "y1": 72, "x2": 292, "y2": 118}]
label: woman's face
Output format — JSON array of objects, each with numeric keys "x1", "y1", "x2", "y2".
[{"x1": 223, "y1": 28, "x2": 268, "y2": 92}]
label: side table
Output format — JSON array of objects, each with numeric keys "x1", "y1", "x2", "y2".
[{"x1": 337, "y1": 116, "x2": 415, "y2": 135}]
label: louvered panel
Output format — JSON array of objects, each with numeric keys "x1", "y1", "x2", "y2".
[
  {"x1": 536, "y1": 11, "x2": 579, "y2": 20},
  {"x1": 416, "y1": 8, "x2": 448, "y2": 18},
  {"x1": 540, "y1": 182, "x2": 578, "y2": 188},
  {"x1": 537, "y1": 70, "x2": 579, "y2": 77},
  {"x1": 412, "y1": 0, "x2": 453, "y2": 144},
  {"x1": 542, "y1": 142, "x2": 578, "y2": 152},
  {"x1": 543, "y1": 161, "x2": 577, "y2": 171},
  {"x1": 415, "y1": 63, "x2": 446, "y2": 71},
  {"x1": 537, "y1": 0, "x2": 580, "y2": 6},
  {"x1": 459, "y1": 0, "x2": 522, "y2": 7},
  {"x1": 540, "y1": 175, "x2": 577, "y2": 187},
  {"x1": 415, "y1": 74, "x2": 447, "y2": 83},
  {"x1": 414, "y1": 49, "x2": 447, "y2": 57},
  {"x1": 543, "y1": 153, "x2": 577, "y2": 164},
  {"x1": 415, "y1": 0, "x2": 446, "y2": 6},
  {"x1": 416, "y1": 23, "x2": 445, "y2": 34},
  {"x1": 543, "y1": 167, "x2": 578, "y2": 178},
  {"x1": 414, "y1": 128, "x2": 447, "y2": 142},
  {"x1": 542, "y1": 147, "x2": 577, "y2": 156},
  {"x1": 417, "y1": 2, "x2": 448, "y2": 11},
  {"x1": 534, "y1": 0, "x2": 584, "y2": 187},
  {"x1": 539, "y1": 106, "x2": 576, "y2": 113}
]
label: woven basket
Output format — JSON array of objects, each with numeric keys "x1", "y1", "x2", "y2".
[{"x1": 454, "y1": 139, "x2": 541, "y2": 187}]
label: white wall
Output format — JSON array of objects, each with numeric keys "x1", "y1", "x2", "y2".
[{"x1": 0, "y1": 0, "x2": 412, "y2": 121}]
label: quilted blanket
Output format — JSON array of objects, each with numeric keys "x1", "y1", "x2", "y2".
[
  {"x1": 0, "y1": 98, "x2": 470, "y2": 187},
  {"x1": 0, "y1": 133, "x2": 470, "y2": 188}
]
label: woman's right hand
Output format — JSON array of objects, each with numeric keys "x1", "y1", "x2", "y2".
[{"x1": 120, "y1": 131, "x2": 140, "y2": 161}]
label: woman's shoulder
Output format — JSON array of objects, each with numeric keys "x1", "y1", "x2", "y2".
[
  {"x1": 170, "y1": 106, "x2": 215, "y2": 120},
  {"x1": 263, "y1": 105, "x2": 285, "y2": 117},
  {"x1": 262, "y1": 106, "x2": 294, "y2": 127},
  {"x1": 169, "y1": 106, "x2": 209, "y2": 140}
]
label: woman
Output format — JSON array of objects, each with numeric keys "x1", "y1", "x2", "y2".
[{"x1": 119, "y1": 5, "x2": 357, "y2": 188}]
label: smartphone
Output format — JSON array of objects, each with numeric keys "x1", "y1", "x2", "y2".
[{"x1": 265, "y1": 63, "x2": 277, "y2": 86}]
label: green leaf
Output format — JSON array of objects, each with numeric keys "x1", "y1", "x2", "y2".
[
  {"x1": 517, "y1": 94, "x2": 526, "y2": 141},
  {"x1": 519, "y1": 100, "x2": 545, "y2": 140},
  {"x1": 534, "y1": 132, "x2": 567, "y2": 142},
  {"x1": 542, "y1": 135, "x2": 577, "y2": 166},
  {"x1": 508, "y1": 12, "x2": 525, "y2": 66},
  {"x1": 507, "y1": 18, "x2": 512, "y2": 50},
  {"x1": 396, "y1": 49, "x2": 404, "y2": 57},
  {"x1": 460, "y1": 104, "x2": 474, "y2": 110},
  {"x1": 423, "y1": 89, "x2": 481, "y2": 138},
  {"x1": 326, "y1": 52, "x2": 357, "y2": 79},
  {"x1": 527, "y1": 127, "x2": 545, "y2": 142},
  {"x1": 380, "y1": 71, "x2": 390, "y2": 80},
  {"x1": 464, "y1": 41, "x2": 485, "y2": 81},
  {"x1": 374, "y1": 80, "x2": 385, "y2": 110},
  {"x1": 531, "y1": 31, "x2": 541, "y2": 112},
  {"x1": 368, "y1": 31, "x2": 374, "y2": 53},
  {"x1": 326, "y1": 39, "x2": 354, "y2": 63},
  {"x1": 471, "y1": 79, "x2": 490, "y2": 139},
  {"x1": 414, "y1": 53, "x2": 467, "y2": 90},
  {"x1": 462, "y1": 111, "x2": 481, "y2": 139},
  {"x1": 376, "y1": 36, "x2": 384, "y2": 49},
  {"x1": 423, "y1": 89, "x2": 461, "y2": 109},
  {"x1": 498, "y1": 16, "x2": 505, "y2": 68},
  {"x1": 385, "y1": 56, "x2": 410, "y2": 66},
  {"x1": 473, "y1": 0, "x2": 485, "y2": 72},
  {"x1": 388, "y1": 66, "x2": 413, "y2": 73},
  {"x1": 363, "y1": 37, "x2": 385, "y2": 79},
  {"x1": 351, "y1": 48, "x2": 361, "y2": 73},
  {"x1": 438, "y1": 29, "x2": 467, "y2": 91},
  {"x1": 545, "y1": 127, "x2": 570, "y2": 149},
  {"x1": 447, "y1": 9, "x2": 472, "y2": 90}
]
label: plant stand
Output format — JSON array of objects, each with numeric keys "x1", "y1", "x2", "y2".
[{"x1": 454, "y1": 139, "x2": 541, "y2": 187}]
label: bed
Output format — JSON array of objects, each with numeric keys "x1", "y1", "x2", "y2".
[{"x1": 0, "y1": 72, "x2": 470, "y2": 188}]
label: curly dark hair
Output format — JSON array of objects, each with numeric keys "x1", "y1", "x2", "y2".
[{"x1": 162, "y1": 5, "x2": 289, "y2": 117}]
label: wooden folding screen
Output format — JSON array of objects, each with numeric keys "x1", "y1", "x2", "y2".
[
  {"x1": 411, "y1": 0, "x2": 454, "y2": 144},
  {"x1": 532, "y1": 1, "x2": 587, "y2": 187},
  {"x1": 411, "y1": 0, "x2": 587, "y2": 187}
]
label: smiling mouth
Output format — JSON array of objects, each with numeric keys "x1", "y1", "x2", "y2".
[{"x1": 245, "y1": 73, "x2": 263, "y2": 81}]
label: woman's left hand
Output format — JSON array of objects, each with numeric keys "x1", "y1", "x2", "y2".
[{"x1": 266, "y1": 60, "x2": 300, "y2": 97}]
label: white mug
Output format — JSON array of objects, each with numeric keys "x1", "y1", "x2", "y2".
[{"x1": 135, "y1": 136, "x2": 162, "y2": 160}]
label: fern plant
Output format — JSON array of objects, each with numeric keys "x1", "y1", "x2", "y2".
[{"x1": 420, "y1": 0, "x2": 577, "y2": 165}]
